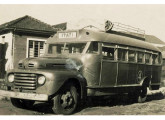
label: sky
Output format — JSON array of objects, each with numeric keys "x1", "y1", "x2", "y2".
[{"x1": 0, "y1": 4, "x2": 165, "y2": 42}]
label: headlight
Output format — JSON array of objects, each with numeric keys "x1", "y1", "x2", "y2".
[
  {"x1": 38, "y1": 76, "x2": 46, "y2": 85},
  {"x1": 8, "y1": 74, "x2": 14, "y2": 83}
]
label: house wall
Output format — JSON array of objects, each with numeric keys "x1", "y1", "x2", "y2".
[
  {"x1": 0, "y1": 32, "x2": 13, "y2": 70},
  {"x1": 13, "y1": 34, "x2": 48, "y2": 68},
  {"x1": 0, "y1": 32, "x2": 13, "y2": 78}
]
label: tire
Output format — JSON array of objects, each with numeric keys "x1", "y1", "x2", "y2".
[
  {"x1": 52, "y1": 84, "x2": 78, "y2": 115},
  {"x1": 137, "y1": 86, "x2": 147, "y2": 103},
  {"x1": 128, "y1": 90, "x2": 138, "y2": 103},
  {"x1": 10, "y1": 98, "x2": 35, "y2": 109},
  {"x1": 128, "y1": 86, "x2": 148, "y2": 103}
]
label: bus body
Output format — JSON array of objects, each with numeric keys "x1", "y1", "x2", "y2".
[{"x1": 0, "y1": 29, "x2": 162, "y2": 114}]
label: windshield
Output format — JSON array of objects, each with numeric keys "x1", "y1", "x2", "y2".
[{"x1": 47, "y1": 42, "x2": 87, "y2": 55}]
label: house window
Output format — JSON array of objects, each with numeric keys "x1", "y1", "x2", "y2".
[{"x1": 27, "y1": 39, "x2": 46, "y2": 58}]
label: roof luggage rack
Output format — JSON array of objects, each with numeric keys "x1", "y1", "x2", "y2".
[{"x1": 105, "y1": 20, "x2": 145, "y2": 40}]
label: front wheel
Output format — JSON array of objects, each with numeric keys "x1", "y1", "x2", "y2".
[
  {"x1": 52, "y1": 84, "x2": 78, "y2": 115},
  {"x1": 10, "y1": 98, "x2": 35, "y2": 109}
]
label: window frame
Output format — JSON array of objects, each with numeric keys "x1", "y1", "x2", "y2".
[
  {"x1": 137, "y1": 51, "x2": 145, "y2": 64},
  {"x1": 86, "y1": 41, "x2": 100, "y2": 54},
  {"x1": 145, "y1": 51, "x2": 152, "y2": 65},
  {"x1": 128, "y1": 49, "x2": 136, "y2": 63},
  {"x1": 26, "y1": 38, "x2": 46, "y2": 58},
  {"x1": 117, "y1": 48, "x2": 128, "y2": 62},
  {"x1": 152, "y1": 52, "x2": 158, "y2": 65},
  {"x1": 101, "y1": 43, "x2": 117, "y2": 61},
  {"x1": 158, "y1": 52, "x2": 162, "y2": 65},
  {"x1": 99, "y1": 42, "x2": 162, "y2": 65}
]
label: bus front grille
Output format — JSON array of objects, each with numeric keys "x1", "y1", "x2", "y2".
[{"x1": 14, "y1": 73, "x2": 37, "y2": 90}]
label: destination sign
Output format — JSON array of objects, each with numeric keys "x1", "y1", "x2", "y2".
[{"x1": 59, "y1": 32, "x2": 77, "y2": 39}]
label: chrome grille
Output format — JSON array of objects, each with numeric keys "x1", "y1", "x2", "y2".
[{"x1": 14, "y1": 73, "x2": 37, "y2": 90}]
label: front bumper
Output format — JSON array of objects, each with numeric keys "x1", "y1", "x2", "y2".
[{"x1": 0, "y1": 90, "x2": 48, "y2": 101}]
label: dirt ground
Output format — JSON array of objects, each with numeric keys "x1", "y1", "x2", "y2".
[{"x1": 0, "y1": 88, "x2": 165, "y2": 115}]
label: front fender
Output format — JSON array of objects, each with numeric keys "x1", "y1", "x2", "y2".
[
  {"x1": 139, "y1": 76, "x2": 151, "y2": 87},
  {"x1": 37, "y1": 70, "x2": 87, "y2": 97}
]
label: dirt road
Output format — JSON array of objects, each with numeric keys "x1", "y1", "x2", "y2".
[{"x1": 0, "y1": 88, "x2": 165, "y2": 115}]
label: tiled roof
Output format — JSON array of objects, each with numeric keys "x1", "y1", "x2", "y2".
[
  {"x1": 0, "y1": 15, "x2": 55, "y2": 33},
  {"x1": 52, "y1": 22, "x2": 67, "y2": 31}
]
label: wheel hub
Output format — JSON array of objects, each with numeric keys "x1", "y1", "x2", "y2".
[{"x1": 61, "y1": 91, "x2": 73, "y2": 108}]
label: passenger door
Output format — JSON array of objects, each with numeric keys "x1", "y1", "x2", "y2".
[
  {"x1": 100, "y1": 44, "x2": 117, "y2": 87},
  {"x1": 152, "y1": 53, "x2": 161, "y2": 85},
  {"x1": 127, "y1": 50, "x2": 138, "y2": 84},
  {"x1": 117, "y1": 47, "x2": 128, "y2": 85}
]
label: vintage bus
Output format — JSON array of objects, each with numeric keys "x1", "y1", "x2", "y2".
[{"x1": 0, "y1": 27, "x2": 162, "y2": 115}]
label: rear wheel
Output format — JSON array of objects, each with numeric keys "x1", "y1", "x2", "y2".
[
  {"x1": 52, "y1": 84, "x2": 78, "y2": 115},
  {"x1": 128, "y1": 86, "x2": 147, "y2": 103},
  {"x1": 137, "y1": 86, "x2": 147, "y2": 103},
  {"x1": 10, "y1": 98, "x2": 35, "y2": 109}
]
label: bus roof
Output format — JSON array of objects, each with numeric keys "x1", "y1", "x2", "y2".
[{"x1": 47, "y1": 29, "x2": 161, "y2": 52}]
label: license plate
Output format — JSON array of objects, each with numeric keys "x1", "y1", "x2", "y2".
[
  {"x1": 59, "y1": 32, "x2": 77, "y2": 38},
  {"x1": 0, "y1": 90, "x2": 48, "y2": 101}
]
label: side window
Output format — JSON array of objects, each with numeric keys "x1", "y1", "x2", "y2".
[
  {"x1": 128, "y1": 50, "x2": 136, "y2": 62},
  {"x1": 145, "y1": 53, "x2": 151, "y2": 64},
  {"x1": 137, "y1": 52, "x2": 144, "y2": 63},
  {"x1": 152, "y1": 54, "x2": 158, "y2": 64},
  {"x1": 102, "y1": 46, "x2": 115, "y2": 60},
  {"x1": 158, "y1": 53, "x2": 162, "y2": 64},
  {"x1": 87, "y1": 42, "x2": 98, "y2": 54},
  {"x1": 118, "y1": 48, "x2": 127, "y2": 61}
]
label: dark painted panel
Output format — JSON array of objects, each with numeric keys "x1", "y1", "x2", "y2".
[
  {"x1": 117, "y1": 63, "x2": 128, "y2": 85},
  {"x1": 145, "y1": 65, "x2": 152, "y2": 80},
  {"x1": 152, "y1": 66, "x2": 161, "y2": 84},
  {"x1": 127, "y1": 63, "x2": 137, "y2": 84},
  {"x1": 137, "y1": 64, "x2": 145, "y2": 83},
  {"x1": 0, "y1": 44, "x2": 6, "y2": 78},
  {"x1": 100, "y1": 61, "x2": 117, "y2": 87}
]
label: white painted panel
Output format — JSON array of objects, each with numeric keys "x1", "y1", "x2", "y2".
[{"x1": 0, "y1": 32, "x2": 13, "y2": 71}]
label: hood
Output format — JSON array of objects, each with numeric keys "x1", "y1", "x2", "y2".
[{"x1": 18, "y1": 57, "x2": 82, "y2": 71}]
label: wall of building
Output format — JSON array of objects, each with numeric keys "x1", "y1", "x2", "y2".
[
  {"x1": 0, "y1": 32, "x2": 13, "y2": 78},
  {"x1": 13, "y1": 33, "x2": 48, "y2": 68},
  {"x1": 0, "y1": 32, "x2": 13, "y2": 70}
]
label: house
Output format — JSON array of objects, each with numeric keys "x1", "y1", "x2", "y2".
[{"x1": 0, "y1": 15, "x2": 55, "y2": 78}]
